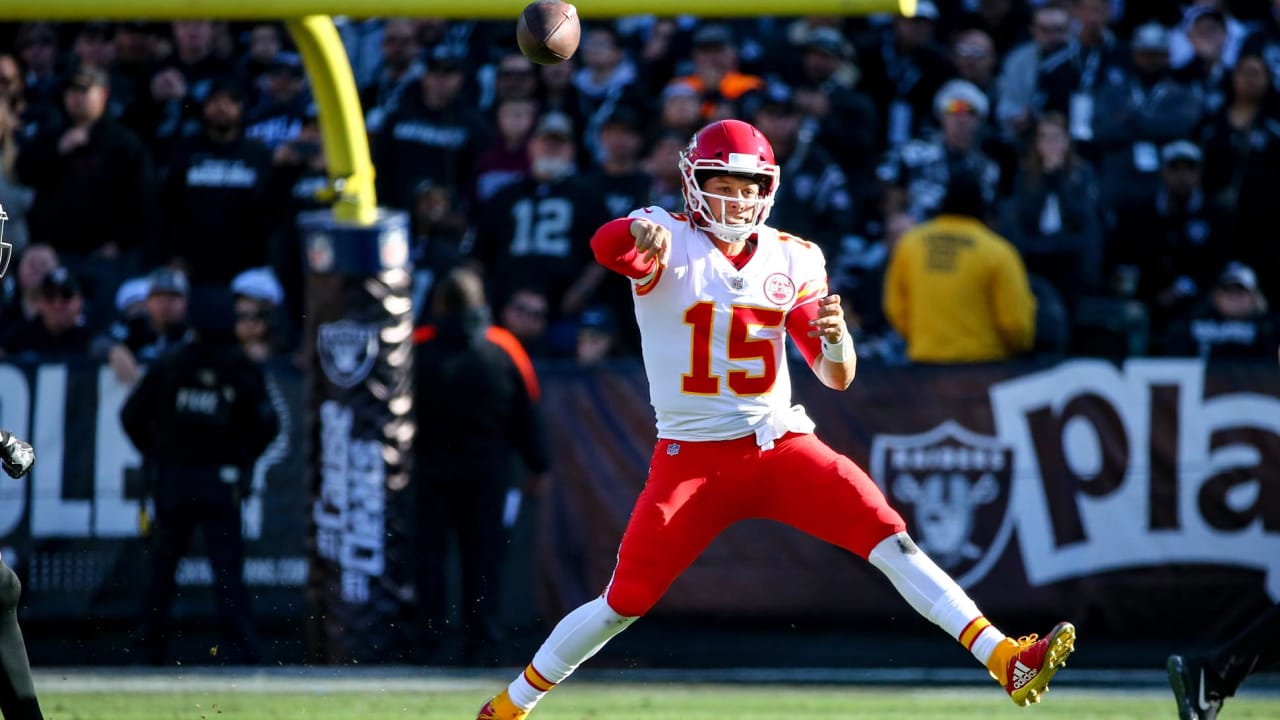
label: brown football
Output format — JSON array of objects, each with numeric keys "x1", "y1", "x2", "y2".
[{"x1": 516, "y1": 0, "x2": 581, "y2": 65}]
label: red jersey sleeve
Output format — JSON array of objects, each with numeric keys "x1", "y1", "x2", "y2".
[
  {"x1": 785, "y1": 278, "x2": 830, "y2": 368},
  {"x1": 590, "y1": 218, "x2": 655, "y2": 280}
]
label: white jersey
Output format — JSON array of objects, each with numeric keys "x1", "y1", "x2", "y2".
[{"x1": 627, "y1": 206, "x2": 829, "y2": 447}]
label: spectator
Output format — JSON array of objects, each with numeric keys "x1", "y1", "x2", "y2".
[
  {"x1": 1241, "y1": 0, "x2": 1280, "y2": 91},
  {"x1": 111, "y1": 23, "x2": 164, "y2": 140},
  {"x1": 1109, "y1": 140, "x2": 1234, "y2": 348},
  {"x1": 411, "y1": 267, "x2": 549, "y2": 666},
  {"x1": 122, "y1": 291, "x2": 278, "y2": 667},
  {"x1": 856, "y1": 0, "x2": 954, "y2": 147},
  {"x1": 372, "y1": 45, "x2": 489, "y2": 211},
  {"x1": 14, "y1": 24, "x2": 61, "y2": 117},
  {"x1": 1169, "y1": 1, "x2": 1251, "y2": 73},
  {"x1": 960, "y1": 0, "x2": 1033, "y2": 58},
  {"x1": 359, "y1": 18, "x2": 422, "y2": 134},
  {"x1": 589, "y1": 106, "x2": 651, "y2": 219},
  {"x1": 239, "y1": 23, "x2": 286, "y2": 99},
  {"x1": 642, "y1": 130, "x2": 687, "y2": 211},
  {"x1": 999, "y1": 111, "x2": 1104, "y2": 314},
  {"x1": 671, "y1": 23, "x2": 765, "y2": 122},
  {"x1": 883, "y1": 172, "x2": 1037, "y2": 363},
  {"x1": 93, "y1": 267, "x2": 190, "y2": 384},
  {"x1": 656, "y1": 80, "x2": 703, "y2": 140},
  {"x1": 1196, "y1": 51, "x2": 1280, "y2": 302},
  {"x1": 0, "y1": 100, "x2": 32, "y2": 259},
  {"x1": 751, "y1": 83, "x2": 856, "y2": 261},
  {"x1": 951, "y1": 28, "x2": 999, "y2": 111},
  {"x1": 1065, "y1": 0, "x2": 1130, "y2": 143},
  {"x1": 995, "y1": 1, "x2": 1079, "y2": 140},
  {"x1": 471, "y1": 112, "x2": 611, "y2": 348},
  {"x1": 231, "y1": 266, "x2": 285, "y2": 363},
  {"x1": 536, "y1": 54, "x2": 582, "y2": 124},
  {"x1": 0, "y1": 266, "x2": 93, "y2": 360},
  {"x1": 1172, "y1": 5, "x2": 1233, "y2": 115},
  {"x1": 878, "y1": 80, "x2": 1004, "y2": 221},
  {"x1": 266, "y1": 111, "x2": 327, "y2": 335},
  {"x1": 0, "y1": 242, "x2": 56, "y2": 338},
  {"x1": 573, "y1": 24, "x2": 647, "y2": 162},
  {"x1": 489, "y1": 52, "x2": 540, "y2": 113},
  {"x1": 497, "y1": 284, "x2": 551, "y2": 357},
  {"x1": 244, "y1": 52, "x2": 310, "y2": 151},
  {"x1": 141, "y1": 21, "x2": 240, "y2": 159},
  {"x1": 15, "y1": 63, "x2": 155, "y2": 329},
  {"x1": 474, "y1": 97, "x2": 537, "y2": 203},
  {"x1": 575, "y1": 304, "x2": 620, "y2": 366},
  {"x1": 159, "y1": 78, "x2": 274, "y2": 288},
  {"x1": 409, "y1": 179, "x2": 474, "y2": 323},
  {"x1": 1165, "y1": 262, "x2": 1277, "y2": 360},
  {"x1": 1090, "y1": 22, "x2": 1203, "y2": 210},
  {"x1": 791, "y1": 28, "x2": 880, "y2": 187}
]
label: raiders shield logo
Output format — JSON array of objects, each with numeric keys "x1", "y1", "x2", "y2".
[
  {"x1": 318, "y1": 320, "x2": 380, "y2": 389},
  {"x1": 870, "y1": 420, "x2": 1014, "y2": 588}
]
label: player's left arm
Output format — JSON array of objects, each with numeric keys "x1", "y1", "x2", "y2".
[{"x1": 787, "y1": 293, "x2": 856, "y2": 390}]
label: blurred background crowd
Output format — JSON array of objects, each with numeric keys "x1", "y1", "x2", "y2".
[{"x1": 0, "y1": 0, "x2": 1278, "y2": 371}]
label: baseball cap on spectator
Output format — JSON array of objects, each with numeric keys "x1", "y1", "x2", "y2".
[
  {"x1": 1132, "y1": 23, "x2": 1171, "y2": 53},
  {"x1": 424, "y1": 45, "x2": 467, "y2": 72},
  {"x1": 533, "y1": 111, "x2": 574, "y2": 140},
  {"x1": 600, "y1": 106, "x2": 643, "y2": 133},
  {"x1": 933, "y1": 79, "x2": 989, "y2": 119},
  {"x1": 908, "y1": 0, "x2": 940, "y2": 20},
  {"x1": 268, "y1": 51, "x2": 304, "y2": 76},
  {"x1": 66, "y1": 63, "x2": 109, "y2": 91},
  {"x1": 147, "y1": 267, "x2": 189, "y2": 296},
  {"x1": 662, "y1": 81, "x2": 699, "y2": 101},
  {"x1": 756, "y1": 83, "x2": 797, "y2": 114},
  {"x1": 1185, "y1": 5, "x2": 1226, "y2": 27},
  {"x1": 692, "y1": 24, "x2": 734, "y2": 49},
  {"x1": 231, "y1": 267, "x2": 284, "y2": 306},
  {"x1": 579, "y1": 305, "x2": 617, "y2": 335},
  {"x1": 1161, "y1": 140, "x2": 1202, "y2": 165},
  {"x1": 40, "y1": 267, "x2": 81, "y2": 297},
  {"x1": 115, "y1": 277, "x2": 151, "y2": 313},
  {"x1": 1218, "y1": 263, "x2": 1258, "y2": 292},
  {"x1": 805, "y1": 27, "x2": 853, "y2": 60},
  {"x1": 204, "y1": 76, "x2": 246, "y2": 103}
]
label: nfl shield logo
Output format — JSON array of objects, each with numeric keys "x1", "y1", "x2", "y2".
[{"x1": 870, "y1": 420, "x2": 1014, "y2": 588}]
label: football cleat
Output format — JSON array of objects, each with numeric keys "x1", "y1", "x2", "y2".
[
  {"x1": 477, "y1": 690, "x2": 527, "y2": 720},
  {"x1": 986, "y1": 622, "x2": 1076, "y2": 706},
  {"x1": 1167, "y1": 654, "x2": 1223, "y2": 720}
]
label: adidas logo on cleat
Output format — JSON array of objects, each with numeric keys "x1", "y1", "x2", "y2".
[{"x1": 1011, "y1": 660, "x2": 1038, "y2": 690}]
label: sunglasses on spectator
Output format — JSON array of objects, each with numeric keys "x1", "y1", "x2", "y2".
[
  {"x1": 236, "y1": 309, "x2": 269, "y2": 322},
  {"x1": 943, "y1": 99, "x2": 979, "y2": 115},
  {"x1": 512, "y1": 303, "x2": 547, "y2": 319}
]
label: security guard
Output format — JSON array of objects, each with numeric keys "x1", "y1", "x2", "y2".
[{"x1": 121, "y1": 291, "x2": 279, "y2": 665}]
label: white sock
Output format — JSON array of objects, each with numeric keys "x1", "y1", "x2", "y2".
[
  {"x1": 506, "y1": 596, "x2": 638, "y2": 709},
  {"x1": 867, "y1": 532, "x2": 1007, "y2": 665}
]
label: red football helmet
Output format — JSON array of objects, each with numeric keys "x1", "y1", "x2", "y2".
[{"x1": 679, "y1": 119, "x2": 780, "y2": 242}]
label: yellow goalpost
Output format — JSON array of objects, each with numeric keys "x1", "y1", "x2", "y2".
[{"x1": 3, "y1": 0, "x2": 916, "y2": 225}]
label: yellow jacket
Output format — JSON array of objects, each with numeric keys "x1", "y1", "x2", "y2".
[{"x1": 884, "y1": 215, "x2": 1036, "y2": 363}]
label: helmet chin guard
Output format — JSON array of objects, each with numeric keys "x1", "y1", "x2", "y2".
[{"x1": 679, "y1": 120, "x2": 780, "y2": 243}]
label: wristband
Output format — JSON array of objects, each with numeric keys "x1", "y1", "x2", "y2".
[{"x1": 821, "y1": 332, "x2": 854, "y2": 363}]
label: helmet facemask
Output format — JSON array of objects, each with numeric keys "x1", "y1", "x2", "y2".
[{"x1": 679, "y1": 150, "x2": 778, "y2": 243}]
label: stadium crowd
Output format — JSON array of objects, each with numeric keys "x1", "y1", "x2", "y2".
[{"x1": 0, "y1": 0, "x2": 1278, "y2": 367}]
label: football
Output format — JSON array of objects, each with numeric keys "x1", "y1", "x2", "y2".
[{"x1": 516, "y1": 0, "x2": 581, "y2": 65}]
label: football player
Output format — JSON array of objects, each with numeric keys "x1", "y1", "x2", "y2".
[{"x1": 477, "y1": 119, "x2": 1077, "y2": 719}]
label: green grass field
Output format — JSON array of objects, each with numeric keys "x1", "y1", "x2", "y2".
[{"x1": 37, "y1": 685, "x2": 1280, "y2": 720}]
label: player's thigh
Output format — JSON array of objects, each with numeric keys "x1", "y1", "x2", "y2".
[
  {"x1": 757, "y1": 433, "x2": 905, "y2": 558},
  {"x1": 607, "y1": 439, "x2": 747, "y2": 615}
]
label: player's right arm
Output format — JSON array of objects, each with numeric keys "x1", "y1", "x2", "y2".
[{"x1": 589, "y1": 210, "x2": 671, "y2": 281}]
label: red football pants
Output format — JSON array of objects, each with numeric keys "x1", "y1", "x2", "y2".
[{"x1": 604, "y1": 431, "x2": 906, "y2": 617}]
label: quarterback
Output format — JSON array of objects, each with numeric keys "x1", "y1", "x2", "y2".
[{"x1": 477, "y1": 119, "x2": 1076, "y2": 719}]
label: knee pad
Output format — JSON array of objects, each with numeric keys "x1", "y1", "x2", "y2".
[{"x1": 0, "y1": 562, "x2": 20, "y2": 611}]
